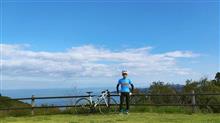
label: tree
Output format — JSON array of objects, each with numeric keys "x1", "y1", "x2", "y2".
[
  {"x1": 148, "y1": 81, "x2": 178, "y2": 104},
  {"x1": 182, "y1": 78, "x2": 220, "y2": 113},
  {"x1": 215, "y1": 72, "x2": 220, "y2": 82}
]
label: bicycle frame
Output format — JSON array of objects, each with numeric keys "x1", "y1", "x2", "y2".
[
  {"x1": 88, "y1": 91, "x2": 109, "y2": 107},
  {"x1": 75, "y1": 90, "x2": 118, "y2": 114}
]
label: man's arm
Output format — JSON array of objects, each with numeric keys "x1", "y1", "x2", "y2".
[
  {"x1": 116, "y1": 83, "x2": 120, "y2": 93},
  {"x1": 130, "y1": 83, "x2": 134, "y2": 93},
  {"x1": 129, "y1": 79, "x2": 134, "y2": 93}
]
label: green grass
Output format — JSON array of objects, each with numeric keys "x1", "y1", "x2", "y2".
[{"x1": 0, "y1": 113, "x2": 220, "y2": 123}]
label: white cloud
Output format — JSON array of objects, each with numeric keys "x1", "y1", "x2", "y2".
[
  {"x1": 162, "y1": 51, "x2": 199, "y2": 58},
  {"x1": 1, "y1": 44, "x2": 199, "y2": 81}
]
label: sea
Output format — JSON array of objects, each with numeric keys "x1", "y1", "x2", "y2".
[{"x1": 1, "y1": 87, "x2": 119, "y2": 106}]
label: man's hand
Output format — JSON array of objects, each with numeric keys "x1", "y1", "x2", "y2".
[{"x1": 118, "y1": 92, "x2": 121, "y2": 96}]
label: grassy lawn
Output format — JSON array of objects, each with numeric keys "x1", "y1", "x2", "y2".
[{"x1": 0, "y1": 113, "x2": 220, "y2": 123}]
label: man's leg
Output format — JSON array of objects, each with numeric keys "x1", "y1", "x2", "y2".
[
  {"x1": 119, "y1": 93, "x2": 124, "y2": 112},
  {"x1": 125, "y1": 92, "x2": 130, "y2": 111}
]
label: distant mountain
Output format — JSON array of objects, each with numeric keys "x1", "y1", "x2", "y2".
[
  {"x1": 136, "y1": 84, "x2": 184, "y2": 94},
  {"x1": 137, "y1": 88, "x2": 149, "y2": 93},
  {"x1": 170, "y1": 84, "x2": 184, "y2": 92}
]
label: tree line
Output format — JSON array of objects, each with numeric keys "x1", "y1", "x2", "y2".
[{"x1": 134, "y1": 72, "x2": 220, "y2": 113}]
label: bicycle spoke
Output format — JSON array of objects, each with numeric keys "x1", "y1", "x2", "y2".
[{"x1": 98, "y1": 98, "x2": 118, "y2": 114}]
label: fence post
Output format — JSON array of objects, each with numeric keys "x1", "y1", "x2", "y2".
[
  {"x1": 31, "y1": 95, "x2": 35, "y2": 115},
  {"x1": 148, "y1": 95, "x2": 151, "y2": 103},
  {"x1": 107, "y1": 91, "x2": 110, "y2": 107},
  {"x1": 191, "y1": 90, "x2": 196, "y2": 113}
]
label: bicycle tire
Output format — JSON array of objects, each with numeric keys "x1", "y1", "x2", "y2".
[
  {"x1": 75, "y1": 98, "x2": 92, "y2": 114},
  {"x1": 98, "y1": 97, "x2": 118, "y2": 114}
]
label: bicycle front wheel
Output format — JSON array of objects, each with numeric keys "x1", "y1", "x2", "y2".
[
  {"x1": 75, "y1": 98, "x2": 91, "y2": 114},
  {"x1": 98, "y1": 98, "x2": 118, "y2": 114}
]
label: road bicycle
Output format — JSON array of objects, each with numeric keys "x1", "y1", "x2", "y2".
[{"x1": 74, "y1": 90, "x2": 118, "y2": 114}]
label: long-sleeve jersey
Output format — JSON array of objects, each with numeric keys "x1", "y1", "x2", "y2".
[{"x1": 117, "y1": 78, "x2": 134, "y2": 93}]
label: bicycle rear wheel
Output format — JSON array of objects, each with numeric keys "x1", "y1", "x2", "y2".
[
  {"x1": 98, "y1": 98, "x2": 118, "y2": 114},
  {"x1": 75, "y1": 98, "x2": 91, "y2": 114}
]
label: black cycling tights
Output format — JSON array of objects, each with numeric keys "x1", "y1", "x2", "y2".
[{"x1": 119, "y1": 92, "x2": 130, "y2": 111}]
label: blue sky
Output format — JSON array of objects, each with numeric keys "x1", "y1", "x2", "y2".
[{"x1": 1, "y1": 0, "x2": 219, "y2": 89}]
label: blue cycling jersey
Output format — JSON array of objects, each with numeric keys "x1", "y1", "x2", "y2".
[{"x1": 118, "y1": 78, "x2": 133, "y2": 92}]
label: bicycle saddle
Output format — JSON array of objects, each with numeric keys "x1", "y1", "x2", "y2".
[
  {"x1": 86, "y1": 91, "x2": 93, "y2": 94},
  {"x1": 101, "y1": 90, "x2": 109, "y2": 93}
]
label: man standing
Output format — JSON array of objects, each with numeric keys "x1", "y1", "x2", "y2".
[{"x1": 116, "y1": 70, "x2": 134, "y2": 114}]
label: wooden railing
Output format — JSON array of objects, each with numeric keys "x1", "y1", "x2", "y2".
[{"x1": 0, "y1": 91, "x2": 220, "y2": 115}]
